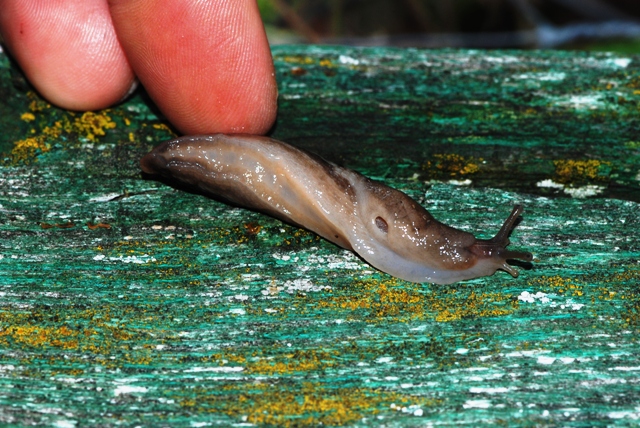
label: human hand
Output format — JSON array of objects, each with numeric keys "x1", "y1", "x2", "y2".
[{"x1": 0, "y1": 0, "x2": 278, "y2": 135}]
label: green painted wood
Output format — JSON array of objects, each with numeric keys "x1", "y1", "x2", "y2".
[{"x1": 1, "y1": 45, "x2": 639, "y2": 426}]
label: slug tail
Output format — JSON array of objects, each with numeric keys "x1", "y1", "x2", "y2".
[{"x1": 140, "y1": 151, "x2": 166, "y2": 175}]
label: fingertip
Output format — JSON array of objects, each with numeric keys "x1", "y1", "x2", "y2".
[
  {"x1": 109, "y1": 0, "x2": 278, "y2": 135},
  {"x1": 0, "y1": 0, "x2": 135, "y2": 111}
]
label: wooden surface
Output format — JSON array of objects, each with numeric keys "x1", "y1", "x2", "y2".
[{"x1": 1, "y1": 45, "x2": 639, "y2": 426}]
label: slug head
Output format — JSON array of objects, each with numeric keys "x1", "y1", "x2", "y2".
[
  {"x1": 360, "y1": 181, "x2": 532, "y2": 283},
  {"x1": 360, "y1": 182, "x2": 479, "y2": 273},
  {"x1": 467, "y1": 205, "x2": 533, "y2": 278}
]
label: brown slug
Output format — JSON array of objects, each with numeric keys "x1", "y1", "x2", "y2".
[{"x1": 141, "y1": 134, "x2": 533, "y2": 284}]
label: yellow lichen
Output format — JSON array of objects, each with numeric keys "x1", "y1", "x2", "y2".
[
  {"x1": 281, "y1": 55, "x2": 315, "y2": 65},
  {"x1": 9, "y1": 106, "x2": 119, "y2": 163},
  {"x1": 527, "y1": 275, "x2": 585, "y2": 297},
  {"x1": 0, "y1": 324, "x2": 80, "y2": 349},
  {"x1": 180, "y1": 382, "x2": 437, "y2": 426},
  {"x1": 0, "y1": 304, "x2": 162, "y2": 362},
  {"x1": 315, "y1": 278, "x2": 515, "y2": 323},
  {"x1": 246, "y1": 349, "x2": 336, "y2": 375},
  {"x1": 247, "y1": 359, "x2": 320, "y2": 375},
  {"x1": 152, "y1": 122, "x2": 173, "y2": 132},
  {"x1": 10, "y1": 137, "x2": 50, "y2": 162},
  {"x1": 27, "y1": 91, "x2": 51, "y2": 112},
  {"x1": 70, "y1": 111, "x2": 117, "y2": 140},
  {"x1": 424, "y1": 290, "x2": 517, "y2": 322},
  {"x1": 552, "y1": 159, "x2": 612, "y2": 184},
  {"x1": 423, "y1": 153, "x2": 481, "y2": 178},
  {"x1": 20, "y1": 112, "x2": 35, "y2": 122}
]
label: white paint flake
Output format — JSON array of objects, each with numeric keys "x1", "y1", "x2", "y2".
[
  {"x1": 463, "y1": 399, "x2": 492, "y2": 409},
  {"x1": 469, "y1": 386, "x2": 514, "y2": 394},
  {"x1": 53, "y1": 420, "x2": 76, "y2": 428},
  {"x1": 513, "y1": 72, "x2": 566, "y2": 81},
  {"x1": 184, "y1": 366, "x2": 244, "y2": 373},
  {"x1": 536, "y1": 180, "x2": 604, "y2": 198},
  {"x1": 338, "y1": 55, "x2": 359, "y2": 65},
  {"x1": 604, "y1": 58, "x2": 632, "y2": 68},
  {"x1": 518, "y1": 291, "x2": 550, "y2": 304},
  {"x1": 113, "y1": 385, "x2": 148, "y2": 396},
  {"x1": 563, "y1": 185, "x2": 605, "y2": 198},
  {"x1": 537, "y1": 356, "x2": 556, "y2": 365},
  {"x1": 93, "y1": 254, "x2": 156, "y2": 264}
]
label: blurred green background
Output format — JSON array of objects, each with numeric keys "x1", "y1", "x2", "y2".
[{"x1": 258, "y1": 0, "x2": 640, "y2": 52}]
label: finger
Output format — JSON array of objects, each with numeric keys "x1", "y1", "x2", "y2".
[
  {"x1": 0, "y1": 0, "x2": 135, "y2": 111},
  {"x1": 108, "y1": 0, "x2": 278, "y2": 135}
]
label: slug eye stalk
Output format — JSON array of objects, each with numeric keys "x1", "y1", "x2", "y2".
[{"x1": 469, "y1": 205, "x2": 533, "y2": 278}]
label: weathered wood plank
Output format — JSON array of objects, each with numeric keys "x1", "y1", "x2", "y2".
[{"x1": 0, "y1": 46, "x2": 639, "y2": 426}]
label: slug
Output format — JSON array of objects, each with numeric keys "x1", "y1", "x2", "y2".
[{"x1": 141, "y1": 134, "x2": 532, "y2": 284}]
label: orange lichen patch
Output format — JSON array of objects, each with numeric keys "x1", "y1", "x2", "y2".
[
  {"x1": 527, "y1": 275, "x2": 585, "y2": 297},
  {"x1": 37, "y1": 111, "x2": 117, "y2": 141},
  {"x1": 583, "y1": 270, "x2": 640, "y2": 323},
  {"x1": 20, "y1": 112, "x2": 35, "y2": 122},
  {"x1": 319, "y1": 59, "x2": 334, "y2": 67},
  {"x1": 247, "y1": 350, "x2": 336, "y2": 375},
  {"x1": 315, "y1": 278, "x2": 515, "y2": 323},
  {"x1": 70, "y1": 111, "x2": 117, "y2": 140},
  {"x1": 27, "y1": 91, "x2": 51, "y2": 112},
  {"x1": 552, "y1": 159, "x2": 612, "y2": 184},
  {"x1": 9, "y1": 103, "x2": 120, "y2": 163},
  {"x1": 152, "y1": 123, "x2": 176, "y2": 135},
  {"x1": 247, "y1": 359, "x2": 321, "y2": 375},
  {"x1": 200, "y1": 352, "x2": 248, "y2": 365},
  {"x1": 181, "y1": 382, "x2": 437, "y2": 426},
  {"x1": 622, "y1": 298, "x2": 640, "y2": 328},
  {"x1": 316, "y1": 278, "x2": 416, "y2": 319},
  {"x1": 0, "y1": 324, "x2": 80, "y2": 350},
  {"x1": 373, "y1": 282, "x2": 425, "y2": 318},
  {"x1": 10, "y1": 137, "x2": 50, "y2": 162},
  {"x1": 0, "y1": 305, "x2": 166, "y2": 363},
  {"x1": 423, "y1": 289, "x2": 518, "y2": 322},
  {"x1": 423, "y1": 153, "x2": 481, "y2": 178},
  {"x1": 601, "y1": 269, "x2": 640, "y2": 284},
  {"x1": 51, "y1": 368, "x2": 86, "y2": 377}
]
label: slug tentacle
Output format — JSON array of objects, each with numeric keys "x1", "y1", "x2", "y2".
[
  {"x1": 468, "y1": 205, "x2": 533, "y2": 278},
  {"x1": 490, "y1": 204, "x2": 523, "y2": 246},
  {"x1": 141, "y1": 134, "x2": 533, "y2": 284}
]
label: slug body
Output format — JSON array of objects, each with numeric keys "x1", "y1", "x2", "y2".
[{"x1": 141, "y1": 134, "x2": 532, "y2": 284}]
